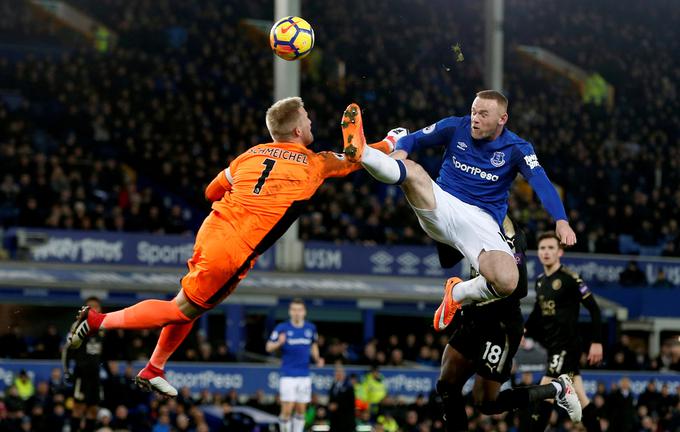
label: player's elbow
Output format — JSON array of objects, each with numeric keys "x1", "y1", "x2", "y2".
[
  {"x1": 204, "y1": 183, "x2": 224, "y2": 202},
  {"x1": 204, "y1": 190, "x2": 217, "y2": 202}
]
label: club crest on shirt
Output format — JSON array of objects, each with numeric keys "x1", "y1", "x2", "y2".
[
  {"x1": 490, "y1": 151, "x2": 506, "y2": 167},
  {"x1": 552, "y1": 279, "x2": 562, "y2": 290},
  {"x1": 422, "y1": 124, "x2": 436, "y2": 134},
  {"x1": 304, "y1": 329, "x2": 312, "y2": 338}
]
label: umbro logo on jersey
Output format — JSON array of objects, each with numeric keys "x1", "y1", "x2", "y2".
[{"x1": 457, "y1": 141, "x2": 468, "y2": 151}]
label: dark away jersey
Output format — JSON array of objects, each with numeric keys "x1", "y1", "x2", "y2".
[
  {"x1": 70, "y1": 332, "x2": 103, "y2": 376},
  {"x1": 530, "y1": 266, "x2": 592, "y2": 351}
]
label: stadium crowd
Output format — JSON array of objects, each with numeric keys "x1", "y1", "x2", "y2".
[{"x1": 0, "y1": 0, "x2": 678, "y2": 255}]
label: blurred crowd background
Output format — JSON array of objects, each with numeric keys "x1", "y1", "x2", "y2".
[{"x1": 1, "y1": 0, "x2": 679, "y2": 254}]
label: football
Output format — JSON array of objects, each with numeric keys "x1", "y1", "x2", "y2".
[{"x1": 269, "y1": 16, "x2": 315, "y2": 61}]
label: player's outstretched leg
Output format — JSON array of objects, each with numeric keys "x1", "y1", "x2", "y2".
[
  {"x1": 478, "y1": 374, "x2": 581, "y2": 423},
  {"x1": 68, "y1": 293, "x2": 197, "y2": 349}
]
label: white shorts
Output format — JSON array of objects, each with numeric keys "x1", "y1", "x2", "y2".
[
  {"x1": 279, "y1": 376, "x2": 312, "y2": 403},
  {"x1": 410, "y1": 180, "x2": 513, "y2": 270}
]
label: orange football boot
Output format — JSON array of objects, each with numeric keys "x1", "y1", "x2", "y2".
[
  {"x1": 433, "y1": 277, "x2": 463, "y2": 331},
  {"x1": 341, "y1": 102, "x2": 366, "y2": 162}
]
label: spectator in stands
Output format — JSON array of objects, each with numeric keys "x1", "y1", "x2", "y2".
[
  {"x1": 328, "y1": 364, "x2": 355, "y2": 432},
  {"x1": 619, "y1": 261, "x2": 648, "y2": 286},
  {"x1": 213, "y1": 342, "x2": 237, "y2": 362},
  {"x1": 388, "y1": 349, "x2": 405, "y2": 367},
  {"x1": 638, "y1": 381, "x2": 662, "y2": 416},
  {"x1": 652, "y1": 269, "x2": 673, "y2": 288},
  {"x1": 220, "y1": 402, "x2": 256, "y2": 432},
  {"x1": 360, "y1": 366, "x2": 387, "y2": 417},
  {"x1": 607, "y1": 377, "x2": 636, "y2": 432},
  {"x1": 13, "y1": 370, "x2": 34, "y2": 403},
  {"x1": 671, "y1": 341, "x2": 680, "y2": 372}
]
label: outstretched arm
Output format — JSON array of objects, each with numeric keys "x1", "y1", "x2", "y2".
[
  {"x1": 516, "y1": 145, "x2": 576, "y2": 246},
  {"x1": 527, "y1": 174, "x2": 576, "y2": 245},
  {"x1": 394, "y1": 117, "x2": 461, "y2": 155}
]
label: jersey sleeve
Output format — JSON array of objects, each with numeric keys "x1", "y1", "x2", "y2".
[
  {"x1": 571, "y1": 272, "x2": 591, "y2": 299},
  {"x1": 571, "y1": 271, "x2": 603, "y2": 343},
  {"x1": 395, "y1": 116, "x2": 462, "y2": 154},
  {"x1": 512, "y1": 142, "x2": 568, "y2": 221}
]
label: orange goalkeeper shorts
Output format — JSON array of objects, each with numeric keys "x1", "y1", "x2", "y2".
[{"x1": 181, "y1": 211, "x2": 258, "y2": 309}]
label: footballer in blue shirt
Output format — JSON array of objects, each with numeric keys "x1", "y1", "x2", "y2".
[
  {"x1": 266, "y1": 299, "x2": 324, "y2": 432},
  {"x1": 342, "y1": 90, "x2": 577, "y2": 331}
]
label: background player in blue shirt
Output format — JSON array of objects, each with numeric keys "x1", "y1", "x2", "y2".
[
  {"x1": 266, "y1": 298, "x2": 324, "y2": 432},
  {"x1": 342, "y1": 90, "x2": 577, "y2": 332}
]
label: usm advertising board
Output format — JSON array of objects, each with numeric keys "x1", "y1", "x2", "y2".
[
  {"x1": 303, "y1": 241, "x2": 680, "y2": 285},
  {"x1": 5, "y1": 229, "x2": 680, "y2": 286}
]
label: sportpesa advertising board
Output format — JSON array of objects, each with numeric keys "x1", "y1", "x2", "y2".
[{"x1": 0, "y1": 360, "x2": 677, "y2": 399}]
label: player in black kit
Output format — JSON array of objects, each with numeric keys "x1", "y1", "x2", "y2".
[
  {"x1": 435, "y1": 217, "x2": 581, "y2": 432},
  {"x1": 64, "y1": 297, "x2": 105, "y2": 432},
  {"x1": 524, "y1": 232, "x2": 603, "y2": 431}
]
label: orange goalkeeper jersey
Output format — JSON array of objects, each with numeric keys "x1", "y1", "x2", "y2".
[{"x1": 208, "y1": 141, "x2": 380, "y2": 253}]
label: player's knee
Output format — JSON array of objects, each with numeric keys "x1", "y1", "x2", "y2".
[
  {"x1": 493, "y1": 270, "x2": 519, "y2": 296},
  {"x1": 402, "y1": 160, "x2": 429, "y2": 185},
  {"x1": 483, "y1": 257, "x2": 518, "y2": 296}
]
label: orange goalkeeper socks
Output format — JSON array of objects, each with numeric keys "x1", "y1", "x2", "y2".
[
  {"x1": 101, "y1": 299, "x2": 192, "y2": 330},
  {"x1": 149, "y1": 321, "x2": 195, "y2": 370}
]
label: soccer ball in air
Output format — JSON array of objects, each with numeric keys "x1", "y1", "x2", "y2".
[{"x1": 270, "y1": 16, "x2": 315, "y2": 61}]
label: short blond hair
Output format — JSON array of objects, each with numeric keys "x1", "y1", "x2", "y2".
[
  {"x1": 265, "y1": 96, "x2": 304, "y2": 141},
  {"x1": 476, "y1": 90, "x2": 509, "y2": 112}
]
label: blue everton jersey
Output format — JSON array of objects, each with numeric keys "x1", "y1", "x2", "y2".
[
  {"x1": 396, "y1": 115, "x2": 564, "y2": 227},
  {"x1": 269, "y1": 321, "x2": 317, "y2": 377}
]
